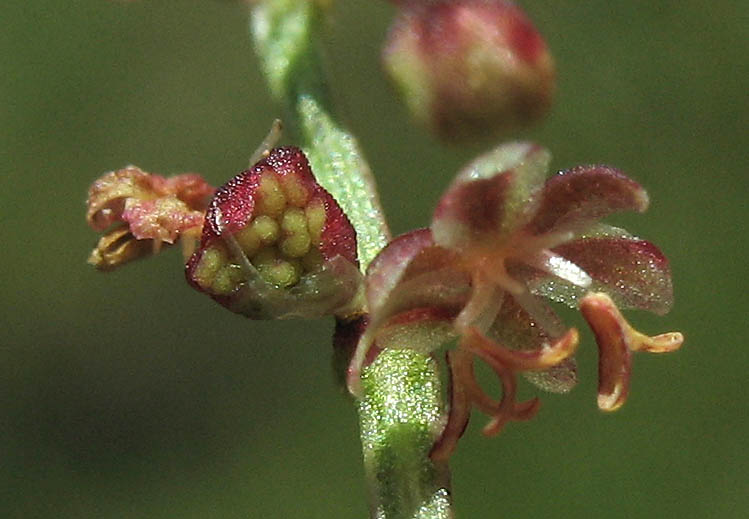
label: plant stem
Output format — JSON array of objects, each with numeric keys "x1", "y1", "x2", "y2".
[
  {"x1": 359, "y1": 349, "x2": 453, "y2": 519},
  {"x1": 251, "y1": 0, "x2": 389, "y2": 271},
  {"x1": 249, "y1": 2, "x2": 453, "y2": 517}
]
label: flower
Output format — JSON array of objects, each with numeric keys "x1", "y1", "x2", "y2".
[
  {"x1": 348, "y1": 142, "x2": 683, "y2": 459},
  {"x1": 185, "y1": 146, "x2": 362, "y2": 319},
  {"x1": 86, "y1": 166, "x2": 214, "y2": 270},
  {"x1": 382, "y1": 0, "x2": 555, "y2": 142}
]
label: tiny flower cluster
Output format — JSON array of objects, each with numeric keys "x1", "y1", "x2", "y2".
[{"x1": 86, "y1": 139, "x2": 682, "y2": 458}]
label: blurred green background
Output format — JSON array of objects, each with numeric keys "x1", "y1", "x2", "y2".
[{"x1": 2, "y1": 0, "x2": 747, "y2": 517}]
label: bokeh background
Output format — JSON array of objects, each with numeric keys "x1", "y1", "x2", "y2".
[{"x1": 2, "y1": 0, "x2": 747, "y2": 517}]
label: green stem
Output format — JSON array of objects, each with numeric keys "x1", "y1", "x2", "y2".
[
  {"x1": 251, "y1": 0, "x2": 389, "y2": 271},
  {"x1": 250, "y1": 2, "x2": 453, "y2": 518},
  {"x1": 359, "y1": 349, "x2": 453, "y2": 519}
]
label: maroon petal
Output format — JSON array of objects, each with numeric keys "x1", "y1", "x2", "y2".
[
  {"x1": 526, "y1": 165, "x2": 649, "y2": 235},
  {"x1": 365, "y1": 228, "x2": 469, "y2": 319},
  {"x1": 432, "y1": 142, "x2": 550, "y2": 253},
  {"x1": 537, "y1": 225, "x2": 674, "y2": 314},
  {"x1": 185, "y1": 147, "x2": 360, "y2": 319},
  {"x1": 201, "y1": 147, "x2": 357, "y2": 264}
]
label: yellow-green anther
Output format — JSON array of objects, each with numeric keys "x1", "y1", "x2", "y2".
[
  {"x1": 211, "y1": 263, "x2": 243, "y2": 294},
  {"x1": 280, "y1": 232, "x2": 311, "y2": 258},
  {"x1": 235, "y1": 224, "x2": 262, "y2": 257},
  {"x1": 274, "y1": 259, "x2": 303, "y2": 287},
  {"x1": 305, "y1": 200, "x2": 326, "y2": 244},
  {"x1": 193, "y1": 246, "x2": 227, "y2": 287},
  {"x1": 280, "y1": 174, "x2": 310, "y2": 207},
  {"x1": 252, "y1": 243, "x2": 304, "y2": 287},
  {"x1": 250, "y1": 215, "x2": 281, "y2": 246},
  {"x1": 255, "y1": 172, "x2": 286, "y2": 217},
  {"x1": 280, "y1": 207, "x2": 312, "y2": 258},
  {"x1": 252, "y1": 246, "x2": 279, "y2": 268},
  {"x1": 281, "y1": 207, "x2": 308, "y2": 233}
]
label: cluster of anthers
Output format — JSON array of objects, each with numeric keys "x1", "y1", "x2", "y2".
[{"x1": 86, "y1": 137, "x2": 682, "y2": 460}]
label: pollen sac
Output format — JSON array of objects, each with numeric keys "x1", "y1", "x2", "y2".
[
  {"x1": 185, "y1": 147, "x2": 361, "y2": 319},
  {"x1": 382, "y1": 0, "x2": 555, "y2": 142}
]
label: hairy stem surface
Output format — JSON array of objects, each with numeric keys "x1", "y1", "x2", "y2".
[{"x1": 360, "y1": 349, "x2": 453, "y2": 519}]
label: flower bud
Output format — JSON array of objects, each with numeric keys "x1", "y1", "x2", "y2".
[
  {"x1": 382, "y1": 0, "x2": 555, "y2": 142},
  {"x1": 185, "y1": 147, "x2": 361, "y2": 319}
]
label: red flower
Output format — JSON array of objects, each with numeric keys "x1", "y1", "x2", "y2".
[
  {"x1": 348, "y1": 142, "x2": 683, "y2": 459},
  {"x1": 185, "y1": 147, "x2": 361, "y2": 319}
]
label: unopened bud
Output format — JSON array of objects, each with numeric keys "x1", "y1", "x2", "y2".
[
  {"x1": 185, "y1": 147, "x2": 361, "y2": 319},
  {"x1": 382, "y1": 0, "x2": 555, "y2": 142}
]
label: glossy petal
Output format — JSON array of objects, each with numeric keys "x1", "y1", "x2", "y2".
[
  {"x1": 186, "y1": 147, "x2": 360, "y2": 319},
  {"x1": 524, "y1": 225, "x2": 674, "y2": 314},
  {"x1": 365, "y1": 229, "x2": 469, "y2": 320},
  {"x1": 526, "y1": 165, "x2": 649, "y2": 235},
  {"x1": 432, "y1": 142, "x2": 550, "y2": 252}
]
